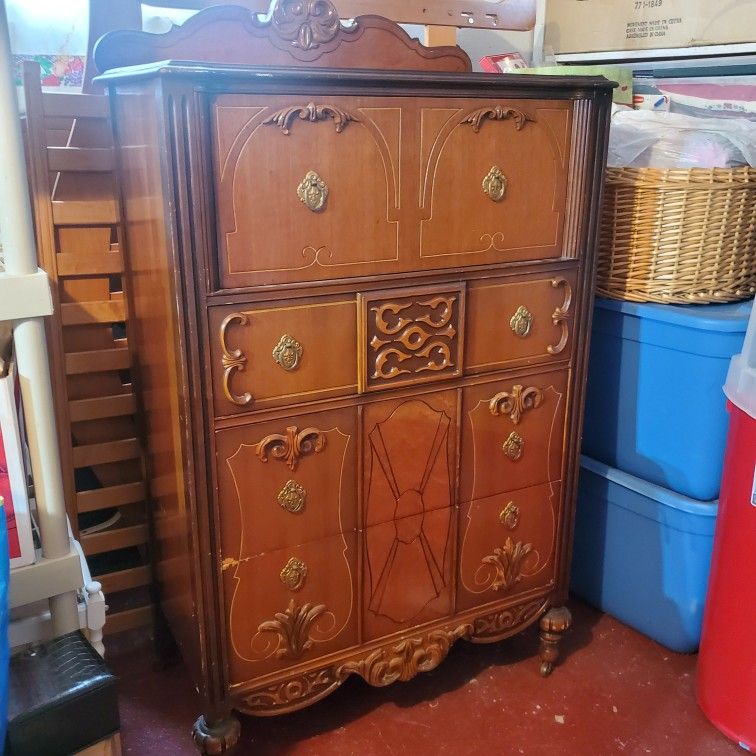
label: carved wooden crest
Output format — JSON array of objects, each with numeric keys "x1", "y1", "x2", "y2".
[{"x1": 93, "y1": 0, "x2": 471, "y2": 75}]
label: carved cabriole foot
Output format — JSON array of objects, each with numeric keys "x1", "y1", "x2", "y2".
[
  {"x1": 538, "y1": 606, "x2": 572, "y2": 677},
  {"x1": 192, "y1": 714, "x2": 241, "y2": 755}
]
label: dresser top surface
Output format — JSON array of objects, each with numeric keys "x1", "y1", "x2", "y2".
[{"x1": 97, "y1": 61, "x2": 616, "y2": 96}]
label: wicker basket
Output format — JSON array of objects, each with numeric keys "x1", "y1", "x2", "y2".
[{"x1": 598, "y1": 166, "x2": 756, "y2": 304}]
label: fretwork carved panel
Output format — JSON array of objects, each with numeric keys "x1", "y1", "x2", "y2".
[{"x1": 358, "y1": 284, "x2": 465, "y2": 393}]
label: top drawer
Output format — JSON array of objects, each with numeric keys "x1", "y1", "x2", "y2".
[
  {"x1": 211, "y1": 95, "x2": 574, "y2": 289},
  {"x1": 212, "y1": 94, "x2": 405, "y2": 289}
]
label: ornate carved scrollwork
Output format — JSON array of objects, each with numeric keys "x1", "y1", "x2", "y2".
[
  {"x1": 255, "y1": 426, "x2": 326, "y2": 471},
  {"x1": 489, "y1": 385, "x2": 543, "y2": 425},
  {"x1": 263, "y1": 102, "x2": 359, "y2": 134},
  {"x1": 462, "y1": 105, "x2": 535, "y2": 133},
  {"x1": 338, "y1": 624, "x2": 473, "y2": 687},
  {"x1": 481, "y1": 538, "x2": 533, "y2": 592},
  {"x1": 278, "y1": 480, "x2": 307, "y2": 513},
  {"x1": 239, "y1": 668, "x2": 341, "y2": 714},
  {"x1": 257, "y1": 599, "x2": 327, "y2": 660},
  {"x1": 547, "y1": 278, "x2": 573, "y2": 355},
  {"x1": 472, "y1": 598, "x2": 548, "y2": 641},
  {"x1": 236, "y1": 598, "x2": 552, "y2": 715},
  {"x1": 219, "y1": 313, "x2": 252, "y2": 407},
  {"x1": 361, "y1": 287, "x2": 462, "y2": 392},
  {"x1": 483, "y1": 166, "x2": 507, "y2": 202},
  {"x1": 271, "y1": 0, "x2": 357, "y2": 51},
  {"x1": 502, "y1": 431, "x2": 525, "y2": 461},
  {"x1": 510, "y1": 305, "x2": 533, "y2": 338}
]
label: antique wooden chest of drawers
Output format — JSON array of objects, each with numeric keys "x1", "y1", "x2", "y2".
[{"x1": 96, "y1": 2, "x2": 613, "y2": 751}]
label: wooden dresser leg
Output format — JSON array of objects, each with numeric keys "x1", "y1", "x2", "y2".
[
  {"x1": 538, "y1": 606, "x2": 572, "y2": 677},
  {"x1": 192, "y1": 714, "x2": 241, "y2": 755}
]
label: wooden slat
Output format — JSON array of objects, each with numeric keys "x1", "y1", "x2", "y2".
[
  {"x1": 425, "y1": 26, "x2": 458, "y2": 46},
  {"x1": 96, "y1": 565, "x2": 151, "y2": 595},
  {"x1": 41, "y1": 92, "x2": 110, "y2": 119},
  {"x1": 81, "y1": 522, "x2": 149, "y2": 555},
  {"x1": 72, "y1": 438, "x2": 141, "y2": 468},
  {"x1": 61, "y1": 299, "x2": 126, "y2": 325},
  {"x1": 69, "y1": 393, "x2": 136, "y2": 423},
  {"x1": 103, "y1": 605, "x2": 152, "y2": 636},
  {"x1": 65, "y1": 347, "x2": 131, "y2": 375},
  {"x1": 52, "y1": 199, "x2": 118, "y2": 225},
  {"x1": 77, "y1": 481, "x2": 146, "y2": 513},
  {"x1": 56, "y1": 251, "x2": 123, "y2": 276},
  {"x1": 48, "y1": 146, "x2": 115, "y2": 173}
]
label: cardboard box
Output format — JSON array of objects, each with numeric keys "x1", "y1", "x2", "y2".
[{"x1": 545, "y1": 0, "x2": 756, "y2": 55}]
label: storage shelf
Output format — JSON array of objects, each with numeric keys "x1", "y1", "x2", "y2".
[{"x1": 9, "y1": 547, "x2": 82, "y2": 609}]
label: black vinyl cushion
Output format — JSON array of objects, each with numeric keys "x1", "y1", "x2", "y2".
[{"x1": 5, "y1": 631, "x2": 119, "y2": 756}]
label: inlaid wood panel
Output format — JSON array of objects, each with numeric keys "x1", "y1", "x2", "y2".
[
  {"x1": 222, "y1": 532, "x2": 358, "y2": 684},
  {"x1": 465, "y1": 271, "x2": 577, "y2": 373},
  {"x1": 363, "y1": 507, "x2": 455, "y2": 641},
  {"x1": 216, "y1": 407, "x2": 357, "y2": 559},
  {"x1": 419, "y1": 99, "x2": 572, "y2": 264},
  {"x1": 362, "y1": 390, "x2": 458, "y2": 529},
  {"x1": 460, "y1": 370, "x2": 568, "y2": 502},
  {"x1": 457, "y1": 481, "x2": 561, "y2": 612},
  {"x1": 358, "y1": 284, "x2": 465, "y2": 393},
  {"x1": 213, "y1": 94, "x2": 405, "y2": 288},
  {"x1": 209, "y1": 298, "x2": 358, "y2": 415}
]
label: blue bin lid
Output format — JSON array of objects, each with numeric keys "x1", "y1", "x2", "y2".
[
  {"x1": 580, "y1": 455, "x2": 718, "y2": 535},
  {"x1": 595, "y1": 297, "x2": 753, "y2": 333}
]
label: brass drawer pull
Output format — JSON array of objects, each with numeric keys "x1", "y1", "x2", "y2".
[
  {"x1": 280, "y1": 557, "x2": 308, "y2": 591},
  {"x1": 502, "y1": 431, "x2": 524, "y2": 461},
  {"x1": 500, "y1": 502, "x2": 520, "y2": 530},
  {"x1": 273, "y1": 334, "x2": 303, "y2": 371},
  {"x1": 483, "y1": 165, "x2": 507, "y2": 202},
  {"x1": 278, "y1": 480, "x2": 306, "y2": 514},
  {"x1": 510, "y1": 305, "x2": 533, "y2": 338},
  {"x1": 298, "y1": 170, "x2": 329, "y2": 212}
]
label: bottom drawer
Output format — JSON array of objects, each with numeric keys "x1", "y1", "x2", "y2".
[
  {"x1": 223, "y1": 532, "x2": 357, "y2": 685},
  {"x1": 457, "y1": 481, "x2": 561, "y2": 612}
]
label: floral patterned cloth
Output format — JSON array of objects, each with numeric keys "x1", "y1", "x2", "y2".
[{"x1": 13, "y1": 54, "x2": 85, "y2": 87}]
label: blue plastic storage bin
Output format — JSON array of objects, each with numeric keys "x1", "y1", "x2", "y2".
[
  {"x1": 571, "y1": 456, "x2": 718, "y2": 653},
  {"x1": 583, "y1": 297, "x2": 752, "y2": 500}
]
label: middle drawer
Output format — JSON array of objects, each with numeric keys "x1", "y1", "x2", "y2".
[
  {"x1": 215, "y1": 406, "x2": 358, "y2": 558},
  {"x1": 209, "y1": 297, "x2": 358, "y2": 417}
]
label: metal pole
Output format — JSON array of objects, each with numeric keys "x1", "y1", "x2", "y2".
[{"x1": 0, "y1": 1, "x2": 79, "y2": 634}]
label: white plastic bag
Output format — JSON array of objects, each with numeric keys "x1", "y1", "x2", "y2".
[{"x1": 608, "y1": 109, "x2": 756, "y2": 169}]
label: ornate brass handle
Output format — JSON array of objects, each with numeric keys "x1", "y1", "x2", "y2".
[
  {"x1": 298, "y1": 170, "x2": 329, "y2": 212},
  {"x1": 280, "y1": 557, "x2": 308, "y2": 591},
  {"x1": 483, "y1": 166, "x2": 507, "y2": 202},
  {"x1": 219, "y1": 313, "x2": 252, "y2": 407},
  {"x1": 278, "y1": 480, "x2": 306, "y2": 514},
  {"x1": 500, "y1": 502, "x2": 520, "y2": 530},
  {"x1": 510, "y1": 305, "x2": 533, "y2": 338},
  {"x1": 502, "y1": 431, "x2": 524, "y2": 461},
  {"x1": 273, "y1": 334, "x2": 303, "y2": 371}
]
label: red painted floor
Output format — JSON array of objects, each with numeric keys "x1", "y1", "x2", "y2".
[{"x1": 108, "y1": 599, "x2": 739, "y2": 755}]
